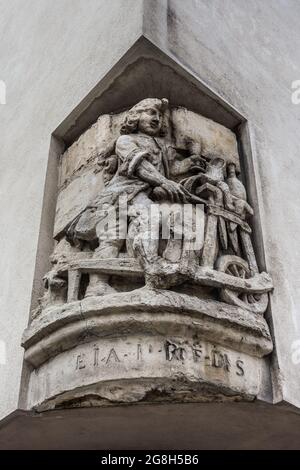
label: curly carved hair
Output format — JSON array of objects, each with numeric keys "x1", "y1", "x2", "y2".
[{"x1": 120, "y1": 98, "x2": 169, "y2": 136}]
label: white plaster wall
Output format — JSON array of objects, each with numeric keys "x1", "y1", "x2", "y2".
[
  {"x1": 0, "y1": 0, "x2": 143, "y2": 420},
  {"x1": 143, "y1": 0, "x2": 300, "y2": 406}
]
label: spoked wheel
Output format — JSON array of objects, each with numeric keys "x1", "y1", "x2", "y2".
[{"x1": 216, "y1": 255, "x2": 268, "y2": 314}]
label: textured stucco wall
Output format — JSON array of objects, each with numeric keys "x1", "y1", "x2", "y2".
[
  {"x1": 0, "y1": 0, "x2": 143, "y2": 420},
  {"x1": 1, "y1": 0, "x2": 300, "y2": 425},
  {"x1": 143, "y1": 0, "x2": 300, "y2": 407}
]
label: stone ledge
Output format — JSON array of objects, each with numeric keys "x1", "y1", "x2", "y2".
[
  {"x1": 23, "y1": 288, "x2": 273, "y2": 369},
  {"x1": 26, "y1": 334, "x2": 260, "y2": 411}
]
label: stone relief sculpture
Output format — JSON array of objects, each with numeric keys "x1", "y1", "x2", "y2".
[
  {"x1": 37, "y1": 98, "x2": 271, "y2": 314},
  {"x1": 22, "y1": 98, "x2": 274, "y2": 410}
]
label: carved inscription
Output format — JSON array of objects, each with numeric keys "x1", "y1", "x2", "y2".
[
  {"x1": 106, "y1": 348, "x2": 120, "y2": 364},
  {"x1": 75, "y1": 353, "x2": 86, "y2": 370},
  {"x1": 75, "y1": 339, "x2": 245, "y2": 378},
  {"x1": 165, "y1": 340, "x2": 243, "y2": 375},
  {"x1": 165, "y1": 341, "x2": 186, "y2": 361}
]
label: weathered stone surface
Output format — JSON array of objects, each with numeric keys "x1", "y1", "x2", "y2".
[
  {"x1": 59, "y1": 108, "x2": 239, "y2": 188},
  {"x1": 55, "y1": 104, "x2": 241, "y2": 240},
  {"x1": 27, "y1": 333, "x2": 259, "y2": 411},
  {"x1": 22, "y1": 288, "x2": 273, "y2": 368},
  {"x1": 59, "y1": 113, "x2": 126, "y2": 188},
  {"x1": 54, "y1": 168, "x2": 104, "y2": 238},
  {"x1": 171, "y1": 108, "x2": 240, "y2": 170},
  {"x1": 24, "y1": 97, "x2": 274, "y2": 410}
]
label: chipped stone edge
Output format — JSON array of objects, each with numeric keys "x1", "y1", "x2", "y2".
[
  {"x1": 22, "y1": 288, "x2": 273, "y2": 368},
  {"x1": 32, "y1": 377, "x2": 255, "y2": 413}
]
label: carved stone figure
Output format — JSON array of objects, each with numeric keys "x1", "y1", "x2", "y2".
[
  {"x1": 39, "y1": 97, "x2": 271, "y2": 314},
  {"x1": 22, "y1": 98, "x2": 274, "y2": 411},
  {"x1": 65, "y1": 98, "x2": 205, "y2": 295}
]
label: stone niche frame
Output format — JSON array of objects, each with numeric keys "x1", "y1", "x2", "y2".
[{"x1": 20, "y1": 37, "x2": 277, "y2": 411}]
